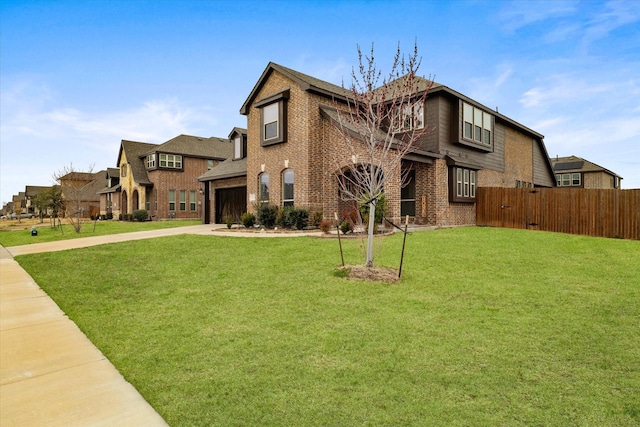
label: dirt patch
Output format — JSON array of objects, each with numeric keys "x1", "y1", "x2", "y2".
[
  {"x1": 335, "y1": 265, "x2": 400, "y2": 283},
  {"x1": 0, "y1": 218, "x2": 48, "y2": 231}
]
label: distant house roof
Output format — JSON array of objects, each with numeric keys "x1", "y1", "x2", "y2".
[
  {"x1": 25, "y1": 186, "x2": 51, "y2": 198},
  {"x1": 198, "y1": 158, "x2": 247, "y2": 182},
  {"x1": 551, "y1": 155, "x2": 622, "y2": 179},
  {"x1": 228, "y1": 127, "x2": 247, "y2": 139},
  {"x1": 146, "y1": 134, "x2": 234, "y2": 160}
]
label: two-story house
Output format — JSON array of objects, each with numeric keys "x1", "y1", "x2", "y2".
[
  {"x1": 106, "y1": 134, "x2": 233, "y2": 220},
  {"x1": 200, "y1": 62, "x2": 555, "y2": 227},
  {"x1": 551, "y1": 155, "x2": 622, "y2": 189}
]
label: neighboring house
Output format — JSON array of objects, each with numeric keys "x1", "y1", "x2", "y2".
[
  {"x1": 551, "y1": 155, "x2": 622, "y2": 189},
  {"x1": 200, "y1": 62, "x2": 555, "y2": 226},
  {"x1": 58, "y1": 171, "x2": 106, "y2": 218},
  {"x1": 25, "y1": 185, "x2": 51, "y2": 216},
  {"x1": 110, "y1": 134, "x2": 233, "y2": 220},
  {"x1": 98, "y1": 168, "x2": 122, "y2": 218}
]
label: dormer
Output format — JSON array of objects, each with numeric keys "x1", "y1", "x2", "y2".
[{"x1": 228, "y1": 127, "x2": 248, "y2": 160}]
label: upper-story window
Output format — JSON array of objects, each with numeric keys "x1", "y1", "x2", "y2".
[
  {"x1": 234, "y1": 136, "x2": 243, "y2": 159},
  {"x1": 159, "y1": 154, "x2": 182, "y2": 169},
  {"x1": 463, "y1": 102, "x2": 492, "y2": 146},
  {"x1": 255, "y1": 90, "x2": 289, "y2": 146},
  {"x1": 556, "y1": 173, "x2": 581, "y2": 187},
  {"x1": 120, "y1": 164, "x2": 127, "y2": 177},
  {"x1": 207, "y1": 159, "x2": 214, "y2": 170},
  {"x1": 146, "y1": 154, "x2": 156, "y2": 169},
  {"x1": 394, "y1": 102, "x2": 424, "y2": 131}
]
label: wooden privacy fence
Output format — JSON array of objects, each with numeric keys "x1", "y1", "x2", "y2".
[{"x1": 476, "y1": 187, "x2": 639, "y2": 240}]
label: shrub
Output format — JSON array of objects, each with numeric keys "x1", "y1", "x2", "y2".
[
  {"x1": 340, "y1": 219, "x2": 353, "y2": 234},
  {"x1": 276, "y1": 207, "x2": 293, "y2": 228},
  {"x1": 225, "y1": 215, "x2": 233, "y2": 229},
  {"x1": 133, "y1": 209, "x2": 148, "y2": 222},
  {"x1": 319, "y1": 220, "x2": 333, "y2": 234},
  {"x1": 359, "y1": 193, "x2": 387, "y2": 225},
  {"x1": 241, "y1": 212, "x2": 255, "y2": 228},
  {"x1": 257, "y1": 204, "x2": 278, "y2": 228},
  {"x1": 106, "y1": 212, "x2": 113, "y2": 220},
  {"x1": 311, "y1": 211, "x2": 323, "y2": 227},
  {"x1": 289, "y1": 208, "x2": 309, "y2": 230}
]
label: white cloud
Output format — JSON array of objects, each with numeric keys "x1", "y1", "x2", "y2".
[{"x1": 0, "y1": 78, "x2": 221, "y2": 203}]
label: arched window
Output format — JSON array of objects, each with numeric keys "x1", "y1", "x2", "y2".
[
  {"x1": 282, "y1": 169, "x2": 294, "y2": 207},
  {"x1": 259, "y1": 173, "x2": 270, "y2": 205}
]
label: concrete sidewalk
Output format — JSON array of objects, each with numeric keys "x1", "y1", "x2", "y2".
[
  {"x1": 0, "y1": 223, "x2": 325, "y2": 426},
  {"x1": 0, "y1": 243, "x2": 169, "y2": 426}
]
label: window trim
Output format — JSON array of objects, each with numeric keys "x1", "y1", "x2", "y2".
[
  {"x1": 159, "y1": 153, "x2": 183, "y2": 170},
  {"x1": 146, "y1": 154, "x2": 156, "y2": 169},
  {"x1": 449, "y1": 166, "x2": 478, "y2": 203},
  {"x1": 282, "y1": 169, "x2": 294, "y2": 207},
  {"x1": 168, "y1": 190, "x2": 176, "y2": 211},
  {"x1": 394, "y1": 101, "x2": 424, "y2": 132},
  {"x1": 190, "y1": 190, "x2": 197, "y2": 211},
  {"x1": 179, "y1": 190, "x2": 186, "y2": 211},
  {"x1": 459, "y1": 101, "x2": 494, "y2": 152},
  {"x1": 400, "y1": 169, "x2": 416, "y2": 216},
  {"x1": 256, "y1": 90, "x2": 289, "y2": 146},
  {"x1": 259, "y1": 172, "x2": 270, "y2": 205}
]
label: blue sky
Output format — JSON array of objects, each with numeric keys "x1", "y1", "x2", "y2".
[{"x1": 1, "y1": 0, "x2": 639, "y2": 204}]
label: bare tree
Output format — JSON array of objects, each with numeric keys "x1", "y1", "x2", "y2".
[
  {"x1": 53, "y1": 163, "x2": 94, "y2": 233},
  {"x1": 331, "y1": 42, "x2": 433, "y2": 267}
]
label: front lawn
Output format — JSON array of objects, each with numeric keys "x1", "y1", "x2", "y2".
[
  {"x1": 0, "y1": 219, "x2": 201, "y2": 247},
  {"x1": 15, "y1": 227, "x2": 640, "y2": 426}
]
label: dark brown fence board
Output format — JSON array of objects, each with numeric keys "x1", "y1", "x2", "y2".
[{"x1": 476, "y1": 188, "x2": 639, "y2": 240}]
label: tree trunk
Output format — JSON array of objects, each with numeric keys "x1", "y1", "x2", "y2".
[{"x1": 365, "y1": 200, "x2": 376, "y2": 267}]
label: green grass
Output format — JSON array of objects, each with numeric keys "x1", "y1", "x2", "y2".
[
  {"x1": 15, "y1": 227, "x2": 640, "y2": 426},
  {"x1": 0, "y1": 219, "x2": 200, "y2": 247}
]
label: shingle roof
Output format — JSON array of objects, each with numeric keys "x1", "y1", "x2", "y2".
[
  {"x1": 551, "y1": 155, "x2": 622, "y2": 178},
  {"x1": 119, "y1": 140, "x2": 157, "y2": 186},
  {"x1": 198, "y1": 158, "x2": 247, "y2": 182},
  {"x1": 148, "y1": 134, "x2": 233, "y2": 160}
]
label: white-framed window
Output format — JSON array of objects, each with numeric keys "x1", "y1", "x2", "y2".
[
  {"x1": 168, "y1": 190, "x2": 175, "y2": 211},
  {"x1": 259, "y1": 173, "x2": 270, "y2": 205},
  {"x1": 401, "y1": 169, "x2": 416, "y2": 216},
  {"x1": 190, "y1": 191, "x2": 196, "y2": 211},
  {"x1": 556, "y1": 173, "x2": 581, "y2": 187},
  {"x1": 234, "y1": 136, "x2": 242, "y2": 159},
  {"x1": 282, "y1": 169, "x2": 294, "y2": 207},
  {"x1": 207, "y1": 159, "x2": 214, "y2": 170},
  {"x1": 146, "y1": 154, "x2": 155, "y2": 169},
  {"x1": 463, "y1": 102, "x2": 492, "y2": 146},
  {"x1": 256, "y1": 90, "x2": 289, "y2": 146},
  {"x1": 159, "y1": 154, "x2": 183, "y2": 169},
  {"x1": 395, "y1": 102, "x2": 424, "y2": 131},
  {"x1": 179, "y1": 190, "x2": 186, "y2": 211},
  {"x1": 451, "y1": 167, "x2": 477, "y2": 202},
  {"x1": 263, "y1": 103, "x2": 279, "y2": 141}
]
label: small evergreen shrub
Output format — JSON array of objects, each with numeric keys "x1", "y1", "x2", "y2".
[
  {"x1": 290, "y1": 208, "x2": 309, "y2": 230},
  {"x1": 311, "y1": 211, "x2": 323, "y2": 227},
  {"x1": 133, "y1": 209, "x2": 148, "y2": 222},
  {"x1": 225, "y1": 215, "x2": 233, "y2": 229},
  {"x1": 241, "y1": 212, "x2": 256, "y2": 228},
  {"x1": 257, "y1": 204, "x2": 278, "y2": 228},
  {"x1": 340, "y1": 219, "x2": 353, "y2": 234}
]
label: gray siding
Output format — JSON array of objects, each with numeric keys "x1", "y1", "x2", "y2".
[{"x1": 533, "y1": 140, "x2": 555, "y2": 187}]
